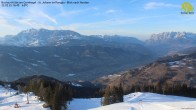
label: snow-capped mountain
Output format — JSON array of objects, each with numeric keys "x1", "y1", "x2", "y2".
[
  {"x1": 148, "y1": 32, "x2": 196, "y2": 43},
  {"x1": 92, "y1": 35, "x2": 143, "y2": 44},
  {"x1": 0, "y1": 29, "x2": 143, "y2": 47},
  {"x1": 146, "y1": 32, "x2": 196, "y2": 56},
  {"x1": 0, "y1": 29, "x2": 83, "y2": 46}
]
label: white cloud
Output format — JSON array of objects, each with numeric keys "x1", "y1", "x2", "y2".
[
  {"x1": 144, "y1": 2, "x2": 180, "y2": 10},
  {"x1": 28, "y1": 10, "x2": 57, "y2": 24},
  {"x1": 58, "y1": 7, "x2": 98, "y2": 17},
  {"x1": 15, "y1": 18, "x2": 57, "y2": 30},
  {"x1": 0, "y1": 16, "x2": 22, "y2": 37},
  {"x1": 105, "y1": 9, "x2": 117, "y2": 14},
  {"x1": 58, "y1": 10, "x2": 84, "y2": 17},
  {"x1": 59, "y1": 17, "x2": 145, "y2": 32},
  {"x1": 0, "y1": 9, "x2": 9, "y2": 17},
  {"x1": 24, "y1": 4, "x2": 58, "y2": 25},
  {"x1": 59, "y1": 14, "x2": 176, "y2": 37},
  {"x1": 0, "y1": 9, "x2": 22, "y2": 37},
  {"x1": 62, "y1": 14, "x2": 171, "y2": 31},
  {"x1": 39, "y1": 11, "x2": 57, "y2": 24},
  {"x1": 0, "y1": 5, "x2": 57, "y2": 37}
]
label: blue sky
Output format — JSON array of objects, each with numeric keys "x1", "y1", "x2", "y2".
[{"x1": 0, "y1": 0, "x2": 196, "y2": 39}]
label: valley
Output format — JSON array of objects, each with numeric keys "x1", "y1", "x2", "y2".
[
  {"x1": 0, "y1": 29, "x2": 155, "y2": 81},
  {"x1": 0, "y1": 29, "x2": 196, "y2": 81},
  {"x1": 0, "y1": 29, "x2": 195, "y2": 110},
  {"x1": 1, "y1": 0, "x2": 196, "y2": 109}
]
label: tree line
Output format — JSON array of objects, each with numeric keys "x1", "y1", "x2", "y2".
[
  {"x1": 1, "y1": 76, "x2": 102, "y2": 110},
  {"x1": 102, "y1": 82, "x2": 196, "y2": 106},
  {"x1": 1, "y1": 76, "x2": 196, "y2": 109},
  {"x1": 22, "y1": 79, "x2": 73, "y2": 110},
  {"x1": 102, "y1": 84, "x2": 124, "y2": 105},
  {"x1": 124, "y1": 82, "x2": 196, "y2": 98}
]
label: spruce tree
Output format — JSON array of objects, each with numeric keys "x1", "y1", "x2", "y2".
[
  {"x1": 118, "y1": 84, "x2": 124, "y2": 102},
  {"x1": 156, "y1": 82, "x2": 162, "y2": 94},
  {"x1": 52, "y1": 85, "x2": 62, "y2": 110},
  {"x1": 103, "y1": 86, "x2": 110, "y2": 105}
]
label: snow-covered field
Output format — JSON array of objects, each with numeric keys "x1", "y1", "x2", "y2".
[
  {"x1": 1, "y1": 85, "x2": 196, "y2": 110},
  {"x1": 68, "y1": 98, "x2": 101, "y2": 110},
  {"x1": 68, "y1": 92, "x2": 196, "y2": 110},
  {"x1": 0, "y1": 85, "x2": 50, "y2": 110}
]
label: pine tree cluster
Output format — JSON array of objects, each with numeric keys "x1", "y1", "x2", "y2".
[
  {"x1": 103, "y1": 84, "x2": 124, "y2": 105},
  {"x1": 126, "y1": 82, "x2": 196, "y2": 98},
  {"x1": 23, "y1": 79, "x2": 73, "y2": 110}
]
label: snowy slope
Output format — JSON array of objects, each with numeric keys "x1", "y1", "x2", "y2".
[
  {"x1": 0, "y1": 86, "x2": 50, "y2": 110},
  {"x1": 68, "y1": 92, "x2": 196, "y2": 110},
  {"x1": 1, "y1": 85, "x2": 196, "y2": 110},
  {"x1": 91, "y1": 92, "x2": 196, "y2": 110},
  {"x1": 68, "y1": 98, "x2": 101, "y2": 110}
]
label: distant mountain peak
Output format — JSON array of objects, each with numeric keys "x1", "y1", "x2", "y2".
[
  {"x1": 20, "y1": 28, "x2": 37, "y2": 34},
  {"x1": 0, "y1": 29, "x2": 83, "y2": 46},
  {"x1": 0, "y1": 28, "x2": 144, "y2": 47},
  {"x1": 19, "y1": 28, "x2": 81, "y2": 36},
  {"x1": 146, "y1": 32, "x2": 196, "y2": 56},
  {"x1": 149, "y1": 32, "x2": 195, "y2": 42}
]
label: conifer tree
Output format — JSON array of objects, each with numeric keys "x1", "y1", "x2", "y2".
[
  {"x1": 118, "y1": 84, "x2": 124, "y2": 102},
  {"x1": 103, "y1": 86, "x2": 110, "y2": 105},
  {"x1": 156, "y1": 82, "x2": 162, "y2": 94}
]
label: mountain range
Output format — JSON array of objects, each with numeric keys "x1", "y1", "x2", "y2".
[
  {"x1": 0, "y1": 29, "x2": 154, "y2": 81},
  {"x1": 0, "y1": 29, "x2": 195, "y2": 81},
  {"x1": 146, "y1": 32, "x2": 196, "y2": 56},
  {"x1": 0, "y1": 28, "x2": 143, "y2": 47}
]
